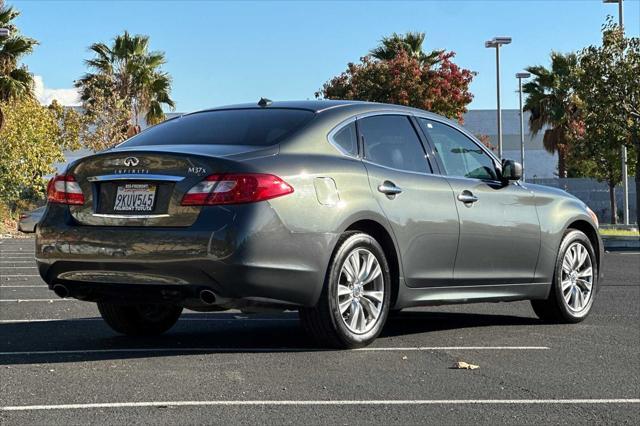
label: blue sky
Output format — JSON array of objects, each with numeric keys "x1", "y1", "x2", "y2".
[{"x1": 13, "y1": 0, "x2": 640, "y2": 112}]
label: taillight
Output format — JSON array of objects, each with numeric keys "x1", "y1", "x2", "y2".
[
  {"x1": 46, "y1": 174, "x2": 85, "y2": 205},
  {"x1": 181, "y1": 173, "x2": 293, "y2": 206}
]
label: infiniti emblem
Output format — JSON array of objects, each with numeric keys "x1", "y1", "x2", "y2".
[{"x1": 123, "y1": 157, "x2": 140, "y2": 167}]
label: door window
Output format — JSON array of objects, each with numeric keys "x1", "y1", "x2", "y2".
[
  {"x1": 359, "y1": 115, "x2": 429, "y2": 173},
  {"x1": 418, "y1": 118, "x2": 498, "y2": 181}
]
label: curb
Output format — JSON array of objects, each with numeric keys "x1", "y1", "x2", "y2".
[{"x1": 601, "y1": 235, "x2": 640, "y2": 250}]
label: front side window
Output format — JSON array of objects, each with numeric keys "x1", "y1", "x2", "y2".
[
  {"x1": 120, "y1": 109, "x2": 315, "y2": 147},
  {"x1": 331, "y1": 122, "x2": 358, "y2": 156},
  {"x1": 418, "y1": 118, "x2": 498, "y2": 181},
  {"x1": 359, "y1": 115, "x2": 429, "y2": 174}
]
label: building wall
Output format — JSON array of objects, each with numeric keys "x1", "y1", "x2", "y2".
[{"x1": 462, "y1": 109, "x2": 557, "y2": 179}]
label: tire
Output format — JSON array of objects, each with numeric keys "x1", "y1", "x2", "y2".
[
  {"x1": 97, "y1": 302, "x2": 183, "y2": 336},
  {"x1": 299, "y1": 232, "x2": 392, "y2": 349},
  {"x1": 531, "y1": 229, "x2": 597, "y2": 323}
]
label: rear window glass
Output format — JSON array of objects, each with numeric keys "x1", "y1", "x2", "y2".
[{"x1": 120, "y1": 109, "x2": 315, "y2": 147}]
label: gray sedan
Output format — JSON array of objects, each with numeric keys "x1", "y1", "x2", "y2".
[
  {"x1": 35, "y1": 100, "x2": 602, "y2": 348},
  {"x1": 18, "y1": 206, "x2": 44, "y2": 233}
]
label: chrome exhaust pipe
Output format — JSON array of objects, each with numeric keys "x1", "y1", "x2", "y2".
[
  {"x1": 52, "y1": 284, "x2": 69, "y2": 298},
  {"x1": 199, "y1": 289, "x2": 217, "y2": 305}
]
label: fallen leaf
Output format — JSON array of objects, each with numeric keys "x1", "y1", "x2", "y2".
[{"x1": 451, "y1": 361, "x2": 479, "y2": 370}]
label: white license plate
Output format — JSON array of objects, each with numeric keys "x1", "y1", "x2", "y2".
[{"x1": 113, "y1": 184, "x2": 156, "y2": 212}]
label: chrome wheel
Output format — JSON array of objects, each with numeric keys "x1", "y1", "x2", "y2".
[
  {"x1": 561, "y1": 242, "x2": 593, "y2": 312},
  {"x1": 337, "y1": 248, "x2": 384, "y2": 334}
]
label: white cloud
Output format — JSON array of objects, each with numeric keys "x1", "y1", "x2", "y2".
[{"x1": 33, "y1": 75, "x2": 81, "y2": 107}]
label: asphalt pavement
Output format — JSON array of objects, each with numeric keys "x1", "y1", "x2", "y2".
[{"x1": 0, "y1": 238, "x2": 638, "y2": 425}]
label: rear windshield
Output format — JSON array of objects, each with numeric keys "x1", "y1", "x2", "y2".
[{"x1": 120, "y1": 109, "x2": 315, "y2": 147}]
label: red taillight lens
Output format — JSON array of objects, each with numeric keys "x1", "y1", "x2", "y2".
[
  {"x1": 46, "y1": 174, "x2": 85, "y2": 205},
  {"x1": 181, "y1": 173, "x2": 294, "y2": 206}
]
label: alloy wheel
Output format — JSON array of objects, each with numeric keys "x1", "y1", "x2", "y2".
[
  {"x1": 560, "y1": 242, "x2": 593, "y2": 312},
  {"x1": 337, "y1": 248, "x2": 385, "y2": 334}
]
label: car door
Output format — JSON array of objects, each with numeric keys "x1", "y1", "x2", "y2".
[
  {"x1": 358, "y1": 113, "x2": 459, "y2": 288},
  {"x1": 417, "y1": 117, "x2": 541, "y2": 285}
]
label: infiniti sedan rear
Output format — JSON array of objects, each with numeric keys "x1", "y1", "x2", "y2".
[{"x1": 36, "y1": 100, "x2": 602, "y2": 348}]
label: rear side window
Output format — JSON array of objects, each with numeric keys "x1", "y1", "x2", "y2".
[
  {"x1": 359, "y1": 115, "x2": 429, "y2": 173},
  {"x1": 120, "y1": 109, "x2": 315, "y2": 147},
  {"x1": 330, "y1": 122, "x2": 358, "y2": 156}
]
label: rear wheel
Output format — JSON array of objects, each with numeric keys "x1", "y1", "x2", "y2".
[
  {"x1": 299, "y1": 232, "x2": 391, "y2": 348},
  {"x1": 531, "y1": 229, "x2": 597, "y2": 323},
  {"x1": 97, "y1": 302, "x2": 182, "y2": 336}
]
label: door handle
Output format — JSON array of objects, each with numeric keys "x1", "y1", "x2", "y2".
[
  {"x1": 378, "y1": 181, "x2": 403, "y2": 195},
  {"x1": 457, "y1": 191, "x2": 478, "y2": 204}
]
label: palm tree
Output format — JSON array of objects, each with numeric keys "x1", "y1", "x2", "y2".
[
  {"x1": 0, "y1": 5, "x2": 38, "y2": 129},
  {"x1": 370, "y1": 32, "x2": 442, "y2": 66},
  {"x1": 76, "y1": 31, "x2": 175, "y2": 132},
  {"x1": 523, "y1": 52, "x2": 580, "y2": 178}
]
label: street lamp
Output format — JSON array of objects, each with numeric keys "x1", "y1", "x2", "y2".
[
  {"x1": 604, "y1": 0, "x2": 628, "y2": 225},
  {"x1": 485, "y1": 36, "x2": 512, "y2": 159},
  {"x1": 516, "y1": 72, "x2": 530, "y2": 181},
  {"x1": 0, "y1": 28, "x2": 10, "y2": 38}
]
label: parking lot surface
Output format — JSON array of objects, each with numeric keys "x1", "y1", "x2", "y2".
[{"x1": 1, "y1": 238, "x2": 638, "y2": 424}]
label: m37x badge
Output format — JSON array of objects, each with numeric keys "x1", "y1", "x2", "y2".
[{"x1": 187, "y1": 166, "x2": 207, "y2": 176}]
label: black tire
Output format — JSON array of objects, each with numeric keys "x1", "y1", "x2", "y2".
[
  {"x1": 531, "y1": 229, "x2": 597, "y2": 323},
  {"x1": 97, "y1": 302, "x2": 183, "y2": 336},
  {"x1": 299, "y1": 232, "x2": 392, "y2": 349}
]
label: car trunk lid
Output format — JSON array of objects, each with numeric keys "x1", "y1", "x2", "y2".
[{"x1": 66, "y1": 145, "x2": 273, "y2": 227}]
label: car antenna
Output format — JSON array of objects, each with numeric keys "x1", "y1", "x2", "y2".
[{"x1": 258, "y1": 97, "x2": 272, "y2": 107}]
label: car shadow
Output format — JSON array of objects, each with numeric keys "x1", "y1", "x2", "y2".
[{"x1": 0, "y1": 311, "x2": 542, "y2": 365}]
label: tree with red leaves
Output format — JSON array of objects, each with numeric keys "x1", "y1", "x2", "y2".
[{"x1": 316, "y1": 33, "x2": 475, "y2": 122}]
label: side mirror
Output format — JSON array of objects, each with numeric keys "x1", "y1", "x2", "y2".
[{"x1": 501, "y1": 159, "x2": 522, "y2": 181}]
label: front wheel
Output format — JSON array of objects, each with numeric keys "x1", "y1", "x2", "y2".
[
  {"x1": 299, "y1": 232, "x2": 391, "y2": 349},
  {"x1": 531, "y1": 229, "x2": 597, "y2": 323},
  {"x1": 97, "y1": 302, "x2": 183, "y2": 336}
]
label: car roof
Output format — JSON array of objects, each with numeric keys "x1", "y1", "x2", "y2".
[{"x1": 190, "y1": 99, "x2": 436, "y2": 116}]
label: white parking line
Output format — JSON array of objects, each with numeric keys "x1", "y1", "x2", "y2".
[
  {"x1": 1, "y1": 275, "x2": 40, "y2": 277},
  {"x1": 1, "y1": 399, "x2": 638, "y2": 411},
  {"x1": 0, "y1": 266, "x2": 38, "y2": 269},
  {"x1": 0, "y1": 299, "x2": 75, "y2": 302},
  {"x1": 0, "y1": 346, "x2": 550, "y2": 356},
  {"x1": 0, "y1": 285, "x2": 45, "y2": 288},
  {"x1": 0, "y1": 256, "x2": 35, "y2": 259},
  {"x1": 0, "y1": 318, "x2": 298, "y2": 323},
  {"x1": 0, "y1": 261, "x2": 35, "y2": 264}
]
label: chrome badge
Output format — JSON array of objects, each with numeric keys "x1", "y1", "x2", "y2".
[{"x1": 123, "y1": 157, "x2": 140, "y2": 167}]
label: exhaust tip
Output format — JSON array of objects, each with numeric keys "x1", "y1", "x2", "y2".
[
  {"x1": 52, "y1": 284, "x2": 69, "y2": 298},
  {"x1": 199, "y1": 289, "x2": 217, "y2": 305}
]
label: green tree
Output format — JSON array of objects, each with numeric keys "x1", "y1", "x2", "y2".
[
  {"x1": 318, "y1": 35, "x2": 475, "y2": 122},
  {"x1": 0, "y1": 4, "x2": 38, "y2": 130},
  {"x1": 522, "y1": 52, "x2": 581, "y2": 178},
  {"x1": 370, "y1": 32, "x2": 442, "y2": 66},
  {"x1": 0, "y1": 98, "x2": 72, "y2": 208},
  {"x1": 574, "y1": 19, "x2": 640, "y2": 224},
  {"x1": 76, "y1": 31, "x2": 175, "y2": 147},
  {"x1": 79, "y1": 74, "x2": 131, "y2": 151}
]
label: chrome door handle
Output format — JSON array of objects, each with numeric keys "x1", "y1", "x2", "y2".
[
  {"x1": 457, "y1": 191, "x2": 478, "y2": 204},
  {"x1": 378, "y1": 181, "x2": 403, "y2": 195}
]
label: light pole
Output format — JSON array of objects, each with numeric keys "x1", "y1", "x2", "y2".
[
  {"x1": 604, "y1": 0, "x2": 628, "y2": 225},
  {"x1": 516, "y1": 72, "x2": 530, "y2": 181},
  {"x1": 485, "y1": 37, "x2": 512, "y2": 160}
]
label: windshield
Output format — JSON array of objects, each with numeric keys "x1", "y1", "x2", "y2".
[{"x1": 120, "y1": 108, "x2": 315, "y2": 147}]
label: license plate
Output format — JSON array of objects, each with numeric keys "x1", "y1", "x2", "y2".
[{"x1": 113, "y1": 184, "x2": 156, "y2": 212}]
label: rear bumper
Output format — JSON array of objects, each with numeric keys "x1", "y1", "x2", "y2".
[{"x1": 36, "y1": 203, "x2": 336, "y2": 307}]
